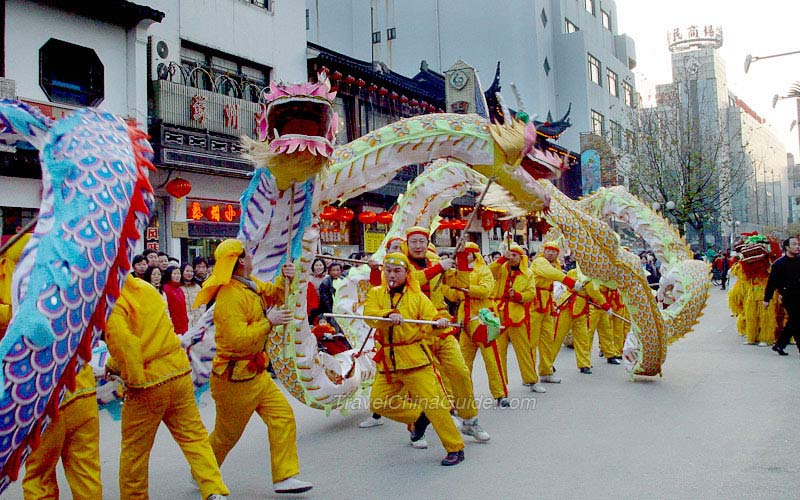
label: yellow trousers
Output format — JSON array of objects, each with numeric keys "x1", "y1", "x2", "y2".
[
  {"x1": 540, "y1": 310, "x2": 573, "y2": 376},
  {"x1": 120, "y1": 374, "x2": 228, "y2": 500},
  {"x1": 459, "y1": 333, "x2": 507, "y2": 399},
  {"x1": 22, "y1": 395, "x2": 101, "y2": 500},
  {"x1": 589, "y1": 308, "x2": 618, "y2": 358},
  {"x1": 496, "y1": 321, "x2": 539, "y2": 385},
  {"x1": 370, "y1": 365, "x2": 464, "y2": 453},
  {"x1": 555, "y1": 312, "x2": 592, "y2": 369},
  {"x1": 744, "y1": 300, "x2": 777, "y2": 344},
  {"x1": 611, "y1": 309, "x2": 628, "y2": 356},
  {"x1": 209, "y1": 371, "x2": 300, "y2": 484},
  {"x1": 532, "y1": 310, "x2": 558, "y2": 377},
  {"x1": 428, "y1": 335, "x2": 478, "y2": 419}
]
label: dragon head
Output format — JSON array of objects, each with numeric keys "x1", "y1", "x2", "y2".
[
  {"x1": 519, "y1": 118, "x2": 571, "y2": 181},
  {"x1": 248, "y1": 72, "x2": 338, "y2": 190}
]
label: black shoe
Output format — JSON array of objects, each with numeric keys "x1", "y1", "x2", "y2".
[
  {"x1": 441, "y1": 449, "x2": 465, "y2": 466},
  {"x1": 614, "y1": 356, "x2": 623, "y2": 361},
  {"x1": 772, "y1": 344, "x2": 789, "y2": 356},
  {"x1": 598, "y1": 350, "x2": 604, "y2": 357},
  {"x1": 496, "y1": 397, "x2": 510, "y2": 408},
  {"x1": 411, "y1": 412, "x2": 430, "y2": 441},
  {"x1": 579, "y1": 367, "x2": 592, "y2": 374},
  {"x1": 607, "y1": 357, "x2": 621, "y2": 365}
]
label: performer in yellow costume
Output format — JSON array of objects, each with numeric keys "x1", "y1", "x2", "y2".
[
  {"x1": 529, "y1": 241, "x2": 579, "y2": 384},
  {"x1": 489, "y1": 244, "x2": 542, "y2": 392},
  {"x1": 727, "y1": 262, "x2": 747, "y2": 336},
  {"x1": 364, "y1": 252, "x2": 466, "y2": 466},
  {"x1": 194, "y1": 239, "x2": 312, "y2": 494},
  {"x1": 589, "y1": 283, "x2": 623, "y2": 364},
  {"x1": 741, "y1": 272, "x2": 777, "y2": 345},
  {"x1": 105, "y1": 276, "x2": 229, "y2": 500},
  {"x1": 554, "y1": 269, "x2": 611, "y2": 374},
  {"x1": 0, "y1": 234, "x2": 101, "y2": 500},
  {"x1": 404, "y1": 227, "x2": 488, "y2": 442},
  {"x1": 444, "y1": 242, "x2": 507, "y2": 409}
]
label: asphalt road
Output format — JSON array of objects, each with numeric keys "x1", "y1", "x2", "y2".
[{"x1": 5, "y1": 284, "x2": 799, "y2": 500}]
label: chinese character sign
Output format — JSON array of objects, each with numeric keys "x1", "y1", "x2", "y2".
[
  {"x1": 188, "y1": 201, "x2": 204, "y2": 221},
  {"x1": 224, "y1": 103, "x2": 239, "y2": 130},
  {"x1": 190, "y1": 94, "x2": 207, "y2": 125}
]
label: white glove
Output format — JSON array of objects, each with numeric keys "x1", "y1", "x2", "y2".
[{"x1": 573, "y1": 280, "x2": 584, "y2": 292}]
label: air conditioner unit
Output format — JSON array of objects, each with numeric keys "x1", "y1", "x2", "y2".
[{"x1": 148, "y1": 36, "x2": 179, "y2": 81}]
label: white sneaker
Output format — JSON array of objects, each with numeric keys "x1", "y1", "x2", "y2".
[
  {"x1": 358, "y1": 417, "x2": 384, "y2": 428},
  {"x1": 757, "y1": 342, "x2": 769, "y2": 347},
  {"x1": 207, "y1": 495, "x2": 227, "y2": 500},
  {"x1": 410, "y1": 436, "x2": 428, "y2": 449},
  {"x1": 273, "y1": 475, "x2": 313, "y2": 494},
  {"x1": 530, "y1": 383, "x2": 547, "y2": 393},
  {"x1": 461, "y1": 417, "x2": 490, "y2": 442},
  {"x1": 451, "y1": 413, "x2": 462, "y2": 429},
  {"x1": 742, "y1": 341, "x2": 757, "y2": 345},
  {"x1": 540, "y1": 375, "x2": 562, "y2": 384}
]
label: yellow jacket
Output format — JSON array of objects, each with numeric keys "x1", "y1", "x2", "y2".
[
  {"x1": 105, "y1": 277, "x2": 190, "y2": 389},
  {"x1": 363, "y1": 284, "x2": 443, "y2": 372},
  {"x1": 489, "y1": 260, "x2": 535, "y2": 326},
  {"x1": 212, "y1": 277, "x2": 283, "y2": 381},
  {"x1": 529, "y1": 256, "x2": 576, "y2": 314},
  {"x1": 0, "y1": 234, "x2": 30, "y2": 333},
  {"x1": 62, "y1": 364, "x2": 98, "y2": 408},
  {"x1": 408, "y1": 254, "x2": 450, "y2": 314},
  {"x1": 557, "y1": 270, "x2": 608, "y2": 317},
  {"x1": 444, "y1": 264, "x2": 495, "y2": 334}
]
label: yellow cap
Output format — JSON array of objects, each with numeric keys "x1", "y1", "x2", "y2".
[
  {"x1": 405, "y1": 226, "x2": 430, "y2": 239},
  {"x1": 542, "y1": 241, "x2": 560, "y2": 251},
  {"x1": 194, "y1": 239, "x2": 244, "y2": 307}
]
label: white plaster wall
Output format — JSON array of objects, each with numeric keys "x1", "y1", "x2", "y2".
[
  {"x1": 147, "y1": 0, "x2": 307, "y2": 83},
  {"x1": 5, "y1": 0, "x2": 131, "y2": 116},
  {"x1": 0, "y1": 176, "x2": 42, "y2": 208}
]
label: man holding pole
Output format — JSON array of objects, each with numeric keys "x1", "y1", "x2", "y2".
[
  {"x1": 363, "y1": 252, "x2": 466, "y2": 465},
  {"x1": 529, "y1": 241, "x2": 581, "y2": 384},
  {"x1": 193, "y1": 239, "x2": 313, "y2": 494},
  {"x1": 404, "y1": 226, "x2": 489, "y2": 443}
]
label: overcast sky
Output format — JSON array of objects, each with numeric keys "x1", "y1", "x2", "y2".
[{"x1": 614, "y1": 0, "x2": 800, "y2": 159}]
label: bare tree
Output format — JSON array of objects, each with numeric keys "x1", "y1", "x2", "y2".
[{"x1": 617, "y1": 82, "x2": 757, "y2": 249}]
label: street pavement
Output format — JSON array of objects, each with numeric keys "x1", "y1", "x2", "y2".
[{"x1": 4, "y1": 283, "x2": 799, "y2": 499}]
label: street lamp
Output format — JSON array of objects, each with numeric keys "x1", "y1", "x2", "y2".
[{"x1": 744, "y1": 50, "x2": 800, "y2": 74}]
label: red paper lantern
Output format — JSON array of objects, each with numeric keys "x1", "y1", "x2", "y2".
[
  {"x1": 330, "y1": 85, "x2": 339, "y2": 93},
  {"x1": 344, "y1": 75, "x2": 356, "y2": 84},
  {"x1": 320, "y1": 206, "x2": 337, "y2": 221},
  {"x1": 356, "y1": 78, "x2": 366, "y2": 88},
  {"x1": 410, "y1": 99, "x2": 419, "y2": 107},
  {"x1": 390, "y1": 91, "x2": 399, "y2": 100},
  {"x1": 438, "y1": 219, "x2": 452, "y2": 230},
  {"x1": 420, "y1": 101, "x2": 428, "y2": 109},
  {"x1": 358, "y1": 211, "x2": 377, "y2": 224},
  {"x1": 376, "y1": 211, "x2": 394, "y2": 224},
  {"x1": 400, "y1": 95, "x2": 409, "y2": 104},
  {"x1": 480, "y1": 210, "x2": 496, "y2": 231},
  {"x1": 378, "y1": 87, "x2": 389, "y2": 96},
  {"x1": 367, "y1": 84, "x2": 378, "y2": 93},
  {"x1": 335, "y1": 207, "x2": 355, "y2": 222},
  {"x1": 165, "y1": 177, "x2": 192, "y2": 198},
  {"x1": 427, "y1": 105, "x2": 436, "y2": 113},
  {"x1": 331, "y1": 71, "x2": 343, "y2": 81}
]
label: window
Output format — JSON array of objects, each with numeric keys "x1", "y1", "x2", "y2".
[
  {"x1": 39, "y1": 38, "x2": 104, "y2": 107},
  {"x1": 625, "y1": 130, "x2": 636, "y2": 151},
  {"x1": 609, "y1": 120, "x2": 622, "y2": 148},
  {"x1": 543, "y1": 57, "x2": 551, "y2": 76},
  {"x1": 584, "y1": 0, "x2": 595, "y2": 15},
  {"x1": 306, "y1": 9, "x2": 310, "y2": 30},
  {"x1": 179, "y1": 43, "x2": 270, "y2": 103},
  {"x1": 387, "y1": 28, "x2": 396, "y2": 40},
  {"x1": 591, "y1": 110, "x2": 604, "y2": 136},
  {"x1": 372, "y1": 31, "x2": 381, "y2": 44},
  {"x1": 247, "y1": 0, "x2": 270, "y2": 8},
  {"x1": 793, "y1": 180, "x2": 800, "y2": 189},
  {"x1": 540, "y1": 8, "x2": 548, "y2": 27},
  {"x1": 607, "y1": 69, "x2": 619, "y2": 97},
  {"x1": 565, "y1": 18, "x2": 579, "y2": 33},
  {"x1": 623, "y1": 81, "x2": 634, "y2": 107},
  {"x1": 601, "y1": 9, "x2": 611, "y2": 30},
  {"x1": 588, "y1": 54, "x2": 601, "y2": 85}
]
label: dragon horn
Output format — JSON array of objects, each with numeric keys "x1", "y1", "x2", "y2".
[
  {"x1": 510, "y1": 82, "x2": 526, "y2": 115},
  {"x1": 495, "y1": 92, "x2": 512, "y2": 126},
  {"x1": 0, "y1": 99, "x2": 55, "y2": 151}
]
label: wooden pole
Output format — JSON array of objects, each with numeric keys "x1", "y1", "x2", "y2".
[
  {"x1": 0, "y1": 217, "x2": 37, "y2": 258},
  {"x1": 323, "y1": 313, "x2": 461, "y2": 328}
]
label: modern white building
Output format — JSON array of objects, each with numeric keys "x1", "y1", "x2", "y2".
[
  {"x1": 0, "y1": 0, "x2": 164, "y2": 244},
  {"x1": 306, "y1": 0, "x2": 638, "y2": 181}
]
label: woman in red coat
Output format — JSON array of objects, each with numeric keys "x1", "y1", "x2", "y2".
[{"x1": 162, "y1": 264, "x2": 190, "y2": 334}]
